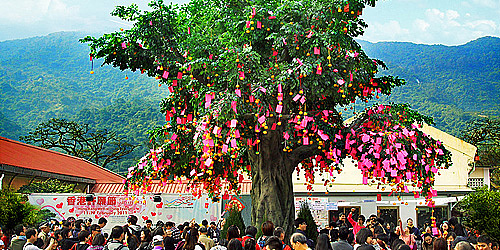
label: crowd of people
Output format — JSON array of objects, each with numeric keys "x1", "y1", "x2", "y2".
[{"x1": 0, "y1": 208, "x2": 497, "y2": 250}]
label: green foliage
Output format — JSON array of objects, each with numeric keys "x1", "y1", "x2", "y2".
[
  {"x1": 0, "y1": 189, "x2": 54, "y2": 231},
  {"x1": 221, "y1": 207, "x2": 246, "y2": 240},
  {"x1": 456, "y1": 186, "x2": 500, "y2": 241},
  {"x1": 17, "y1": 179, "x2": 77, "y2": 194},
  {"x1": 21, "y1": 118, "x2": 136, "y2": 169},
  {"x1": 460, "y1": 117, "x2": 500, "y2": 189},
  {"x1": 296, "y1": 202, "x2": 318, "y2": 243}
]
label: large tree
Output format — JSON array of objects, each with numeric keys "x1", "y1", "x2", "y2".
[
  {"x1": 21, "y1": 118, "x2": 136, "y2": 169},
  {"x1": 82, "y1": 0, "x2": 451, "y2": 234},
  {"x1": 460, "y1": 118, "x2": 500, "y2": 189}
]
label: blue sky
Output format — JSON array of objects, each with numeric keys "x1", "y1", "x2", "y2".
[{"x1": 0, "y1": 0, "x2": 499, "y2": 45}]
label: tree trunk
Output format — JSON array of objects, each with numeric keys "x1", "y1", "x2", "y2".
[{"x1": 249, "y1": 128, "x2": 297, "y2": 238}]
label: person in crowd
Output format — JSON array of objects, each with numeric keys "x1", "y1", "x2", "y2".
[
  {"x1": 182, "y1": 228, "x2": 204, "y2": 250},
  {"x1": 433, "y1": 238, "x2": 448, "y2": 250},
  {"x1": 243, "y1": 238, "x2": 255, "y2": 250},
  {"x1": 294, "y1": 218, "x2": 313, "y2": 248},
  {"x1": 391, "y1": 239, "x2": 405, "y2": 250},
  {"x1": 347, "y1": 208, "x2": 366, "y2": 237},
  {"x1": 123, "y1": 225, "x2": 140, "y2": 250},
  {"x1": 138, "y1": 229, "x2": 152, "y2": 250},
  {"x1": 446, "y1": 233, "x2": 457, "y2": 250},
  {"x1": 330, "y1": 229, "x2": 339, "y2": 243},
  {"x1": 163, "y1": 228, "x2": 177, "y2": 250},
  {"x1": 24, "y1": 228, "x2": 42, "y2": 250},
  {"x1": 397, "y1": 245, "x2": 411, "y2": 250},
  {"x1": 332, "y1": 227, "x2": 353, "y2": 250},
  {"x1": 491, "y1": 242, "x2": 499, "y2": 250},
  {"x1": 98, "y1": 218, "x2": 108, "y2": 236},
  {"x1": 152, "y1": 235, "x2": 164, "y2": 250},
  {"x1": 211, "y1": 239, "x2": 228, "y2": 250},
  {"x1": 454, "y1": 242, "x2": 473, "y2": 250},
  {"x1": 88, "y1": 234, "x2": 106, "y2": 250},
  {"x1": 106, "y1": 226, "x2": 130, "y2": 250},
  {"x1": 73, "y1": 220, "x2": 85, "y2": 239},
  {"x1": 38, "y1": 223, "x2": 51, "y2": 248},
  {"x1": 144, "y1": 221, "x2": 153, "y2": 232},
  {"x1": 422, "y1": 233, "x2": 434, "y2": 250},
  {"x1": 128, "y1": 216, "x2": 142, "y2": 241},
  {"x1": 337, "y1": 213, "x2": 350, "y2": 229},
  {"x1": 406, "y1": 219, "x2": 421, "y2": 250},
  {"x1": 0, "y1": 226, "x2": 8, "y2": 250},
  {"x1": 396, "y1": 219, "x2": 415, "y2": 250},
  {"x1": 476, "y1": 235, "x2": 492, "y2": 250},
  {"x1": 44, "y1": 237, "x2": 59, "y2": 250},
  {"x1": 89, "y1": 225, "x2": 102, "y2": 245},
  {"x1": 10, "y1": 224, "x2": 27, "y2": 250},
  {"x1": 263, "y1": 236, "x2": 282, "y2": 250},
  {"x1": 208, "y1": 223, "x2": 220, "y2": 244},
  {"x1": 227, "y1": 239, "x2": 242, "y2": 250},
  {"x1": 447, "y1": 218, "x2": 465, "y2": 238},
  {"x1": 60, "y1": 228, "x2": 77, "y2": 250},
  {"x1": 257, "y1": 222, "x2": 274, "y2": 249},
  {"x1": 199, "y1": 227, "x2": 215, "y2": 250},
  {"x1": 74, "y1": 230, "x2": 91, "y2": 250},
  {"x1": 166, "y1": 223, "x2": 181, "y2": 242},
  {"x1": 242, "y1": 226, "x2": 259, "y2": 250},
  {"x1": 440, "y1": 223, "x2": 450, "y2": 239},
  {"x1": 227, "y1": 226, "x2": 242, "y2": 243},
  {"x1": 273, "y1": 227, "x2": 291, "y2": 250},
  {"x1": 355, "y1": 228, "x2": 374, "y2": 250},
  {"x1": 315, "y1": 233, "x2": 333, "y2": 250},
  {"x1": 290, "y1": 233, "x2": 310, "y2": 250},
  {"x1": 376, "y1": 234, "x2": 390, "y2": 250}
]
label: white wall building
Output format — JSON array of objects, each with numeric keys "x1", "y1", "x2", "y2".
[{"x1": 292, "y1": 124, "x2": 481, "y2": 229}]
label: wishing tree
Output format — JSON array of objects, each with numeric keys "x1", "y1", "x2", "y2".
[{"x1": 82, "y1": 0, "x2": 451, "y2": 233}]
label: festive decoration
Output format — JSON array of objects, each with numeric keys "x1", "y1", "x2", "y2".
[{"x1": 81, "y1": 0, "x2": 451, "y2": 233}]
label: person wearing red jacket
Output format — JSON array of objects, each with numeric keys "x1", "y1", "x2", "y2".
[{"x1": 347, "y1": 208, "x2": 366, "y2": 237}]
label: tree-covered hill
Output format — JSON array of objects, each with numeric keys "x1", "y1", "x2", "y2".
[
  {"x1": 0, "y1": 32, "x2": 168, "y2": 132},
  {"x1": 0, "y1": 32, "x2": 498, "y2": 173},
  {"x1": 358, "y1": 36, "x2": 500, "y2": 134}
]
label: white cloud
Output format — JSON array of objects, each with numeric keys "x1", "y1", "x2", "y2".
[
  {"x1": 414, "y1": 19, "x2": 430, "y2": 32},
  {"x1": 465, "y1": 20, "x2": 497, "y2": 32},
  {"x1": 363, "y1": 20, "x2": 411, "y2": 42}
]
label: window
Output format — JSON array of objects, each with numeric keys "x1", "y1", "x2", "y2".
[
  {"x1": 328, "y1": 206, "x2": 361, "y2": 226},
  {"x1": 416, "y1": 206, "x2": 448, "y2": 229},
  {"x1": 377, "y1": 206, "x2": 399, "y2": 230},
  {"x1": 467, "y1": 178, "x2": 485, "y2": 188}
]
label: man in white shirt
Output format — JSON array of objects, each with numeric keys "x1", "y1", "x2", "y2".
[{"x1": 23, "y1": 228, "x2": 40, "y2": 250}]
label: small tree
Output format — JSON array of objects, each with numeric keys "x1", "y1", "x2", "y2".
[
  {"x1": 18, "y1": 179, "x2": 77, "y2": 193},
  {"x1": 221, "y1": 206, "x2": 246, "y2": 240},
  {"x1": 0, "y1": 189, "x2": 54, "y2": 231},
  {"x1": 456, "y1": 186, "x2": 500, "y2": 241},
  {"x1": 296, "y1": 202, "x2": 318, "y2": 243}
]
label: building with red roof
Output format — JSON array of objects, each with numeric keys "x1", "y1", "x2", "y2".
[{"x1": 0, "y1": 137, "x2": 124, "y2": 191}]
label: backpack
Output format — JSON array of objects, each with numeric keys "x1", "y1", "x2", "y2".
[{"x1": 257, "y1": 236, "x2": 267, "y2": 248}]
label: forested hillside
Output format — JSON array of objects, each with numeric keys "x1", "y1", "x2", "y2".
[{"x1": 1, "y1": 32, "x2": 498, "y2": 173}]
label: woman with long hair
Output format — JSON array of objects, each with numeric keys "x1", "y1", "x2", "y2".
[
  {"x1": 182, "y1": 228, "x2": 203, "y2": 250},
  {"x1": 227, "y1": 239, "x2": 243, "y2": 250},
  {"x1": 227, "y1": 226, "x2": 242, "y2": 242},
  {"x1": 138, "y1": 229, "x2": 152, "y2": 250},
  {"x1": 87, "y1": 234, "x2": 106, "y2": 250},
  {"x1": 315, "y1": 233, "x2": 333, "y2": 250}
]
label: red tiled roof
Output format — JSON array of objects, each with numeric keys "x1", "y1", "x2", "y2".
[
  {"x1": 91, "y1": 180, "x2": 253, "y2": 194},
  {"x1": 0, "y1": 137, "x2": 124, "y2": 183}
]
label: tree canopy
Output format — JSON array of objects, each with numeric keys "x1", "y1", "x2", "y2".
[
  {"x1": 82, "y1": 0, "x2": 452, "y2": 230},
  {"x1": 21, "y1": 118, "x2": 136, "y2": 168}
]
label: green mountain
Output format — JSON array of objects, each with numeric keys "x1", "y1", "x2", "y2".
[
  {"x1": 1, "y1": 32, "x2": 499, "y2": 173},
  {"x1": 358, "y1": 36, "x2": 500, "y2": 135}
]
